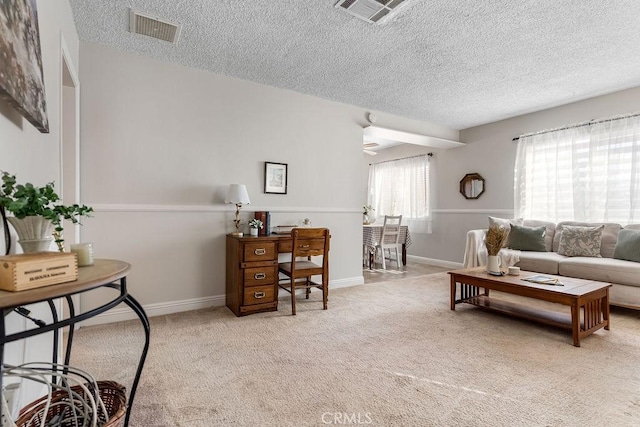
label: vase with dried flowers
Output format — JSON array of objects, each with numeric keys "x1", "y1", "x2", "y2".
[{"x1": 485, "y1": 225, "x2": 509, "y2": 274}]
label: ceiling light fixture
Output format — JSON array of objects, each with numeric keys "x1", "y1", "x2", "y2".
[{"x1": 366, "y1": 112, "x2": 377, "y2": 123}]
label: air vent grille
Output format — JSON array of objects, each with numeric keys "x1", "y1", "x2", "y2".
[
  {"x1": 388, "y1": 0, "x2": 405, "y2": 8},
  {"x1": 371, "y1": 8, "x2": 390, "y2": 22},
  {"x1": 129, "y1": 10, "x2": 181, "y2": 44},
  {"x1": 335, "y1": 0, "x2": 409, "y2": 24},
  {"x1": 340, "y1": 0, "x2": 358, "y2": 9}
]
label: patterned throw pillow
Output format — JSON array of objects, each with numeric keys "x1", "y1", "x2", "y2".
[{"x1": 557, "y1": 225, "x2": 605, "y2": 257}]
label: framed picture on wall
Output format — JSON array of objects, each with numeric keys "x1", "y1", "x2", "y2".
[
  {"x1": 264, "y1": 162, "x2": 288, "y2": 194},
  {"x1": 0, "y1": 0, "x2": 49, "y2": 133}
]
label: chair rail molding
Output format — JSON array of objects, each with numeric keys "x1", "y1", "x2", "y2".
[
  {"x1": 92, "y1": 205, "x2": 513, "y2": 215},
  {"x1": 91, "y1": 204, "x2": 361, "y2": 214},
  {"x1": 431, "y1": 209, "x2": 514, "y2": 215}
]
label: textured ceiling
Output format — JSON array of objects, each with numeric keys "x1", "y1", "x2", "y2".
[{"x1": 69, "y1": 0, "x2": 640, "y2": 130}]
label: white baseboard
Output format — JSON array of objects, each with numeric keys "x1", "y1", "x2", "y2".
[
  {"x1": 407, "y1": 255, "x2": 463, "y2": 269},
  {"x1": 330, "y1": 276, "x2": 365, "y2": 289},
  {"x1": 79, "y1": 295, "x2": 226, "y2": 327},
  {"x1": 81, "y1": 276, "x2": 364, "y2": 326}
]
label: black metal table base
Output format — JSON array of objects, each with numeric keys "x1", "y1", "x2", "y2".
[{"x1": 0, "y1": 277, "x2": 150, "y2": 427}]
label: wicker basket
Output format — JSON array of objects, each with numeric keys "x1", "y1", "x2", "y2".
[{"x1": 15, "y1": 380, "x2": 126, "y2": 427}]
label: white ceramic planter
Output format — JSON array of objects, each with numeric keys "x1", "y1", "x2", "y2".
[
  {"x1": 7, "y1": 216, "x2": 55, "y2": 253},
  {"x1": 363, "y1": 213, "x2": 375, "y2": 225},
  {"x1": 16, "y1": 238, "x2": 54, "y2": 253}
]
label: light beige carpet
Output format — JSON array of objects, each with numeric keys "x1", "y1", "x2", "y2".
[{"x1": 71, "y1": 273, "x2": 640, "y2": 426}]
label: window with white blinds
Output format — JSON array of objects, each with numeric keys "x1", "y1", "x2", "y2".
[
  {"x1": 514, "y1": 114, "x2": 640, "y2": 223},
  {"x1": 367, "y1": 154, "x2": 431, "y2": 233}
]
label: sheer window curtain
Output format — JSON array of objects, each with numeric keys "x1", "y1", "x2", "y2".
[
  {"x1": 514, "y1": 114, "x2": 640, "y2": 223},
  {"x1": 367, "y1": 155, "x2": 431, "y2": 233}
]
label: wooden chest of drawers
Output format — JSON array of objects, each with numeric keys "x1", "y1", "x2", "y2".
[{"x1": 226, "y1": 234, "x2": 285, "y2": 316}]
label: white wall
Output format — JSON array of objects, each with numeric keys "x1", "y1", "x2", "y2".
[
  {"x1": 77, "y1": 42, "x2": 458, "y2": 320},
  {"x1": 0, "y1": 0, "x2": 79, "y2": 413},
  {"x1": 0, "y1": 1, "x2": 78, "y2": 183}
]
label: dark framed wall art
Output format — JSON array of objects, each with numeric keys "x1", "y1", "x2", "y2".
[
  {"x1": 264, "y1": 162, "x2": 288, "y2": 194},
  {"x1": 0, "y1": 0, "x2": 49, "y2": 132}
]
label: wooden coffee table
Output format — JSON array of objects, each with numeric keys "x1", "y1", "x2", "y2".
[{"x1": 449, "y1": 267, "x2": 611, "y2": 347}]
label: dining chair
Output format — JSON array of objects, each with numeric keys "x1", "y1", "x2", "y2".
[
  {"x1": 375, "y1": 215, "x2": 402, "y2": 269},
  {"x1": 278, "y1": 228, "x2": 330, "y2": 315}
]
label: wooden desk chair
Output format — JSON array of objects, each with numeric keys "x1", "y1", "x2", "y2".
[
  {"x1": 278, "y1": 228, "x2": 330, "y2": 315},
  {"x1": 375, "y1": 215, "x2": 402, "y2": 269}
]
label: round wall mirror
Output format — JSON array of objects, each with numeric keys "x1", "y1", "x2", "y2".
[{"x1": 460, "y1": 173, "x2": 485, "y2": 199}]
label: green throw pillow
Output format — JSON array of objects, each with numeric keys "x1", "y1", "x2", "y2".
[
  {"x1": 613, "y1": 229, "x2": 640, "y2": 262},
  {"x1": 507, "y1": 224, "x2": 547, "y2": 252}
]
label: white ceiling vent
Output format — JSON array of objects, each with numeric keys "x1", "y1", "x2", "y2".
[
  {"x1": 129, "y1": 9, "x2": 182, "y2": 43},
  {"x1": 334, "y1": 0, "x2": 410, "y2": 24}
]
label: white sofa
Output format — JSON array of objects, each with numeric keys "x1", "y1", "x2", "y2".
[{"x1": 464, "y1": 220, "x2": 640, "y2": 310}]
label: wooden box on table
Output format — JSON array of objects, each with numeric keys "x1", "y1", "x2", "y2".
[{"x1": 0, "y1": 252, "x2": 78, "y2": 292}]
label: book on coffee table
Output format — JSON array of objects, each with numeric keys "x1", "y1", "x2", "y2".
[{"x1": 522, "y1": 274, "x2": 564, "y2": 286}]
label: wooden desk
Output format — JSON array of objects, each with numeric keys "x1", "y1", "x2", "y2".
[
  {"x1": 226, "y1": 234, "x2": 293, "y2": 316},
  {"x1": 0, "y1": 259, "x2": 149, "y2": 426}
]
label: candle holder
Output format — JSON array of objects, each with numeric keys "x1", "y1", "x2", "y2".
[{"x1": 70, "y1": 242, "x2": 94, "y2": 267}]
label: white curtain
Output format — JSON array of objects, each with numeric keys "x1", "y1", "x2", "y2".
[
  {"x1": 367, "y1": 155, "x2": 431, "y2": 233},
  {"x1": 514, "y1": 114, "x2": 640, "y2": 223}
]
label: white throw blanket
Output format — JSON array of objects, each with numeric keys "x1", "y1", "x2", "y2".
[{"x1": 463, "y1": 229, "x2": 520, "y2": 269}]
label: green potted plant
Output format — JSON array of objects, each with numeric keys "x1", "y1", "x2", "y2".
[
  {"x1": 248, "y1": 218, "x2": 263, "y2": 236},
  {"x1": 0, "y1": 172, "x2": 93, "y2": 253}
]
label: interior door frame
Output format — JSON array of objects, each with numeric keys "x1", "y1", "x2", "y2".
[{"x1": 59, "y1": 32, "x2": 81, "y2": 316}]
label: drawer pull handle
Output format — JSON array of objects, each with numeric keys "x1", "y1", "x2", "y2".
[
  {"x1": 300, "y1": 244, "x2": 310, "y2": 248},
  {"x1": 254, "y1": 248, "x2": 267, "y2": 255},
  {"x1": 254, "y1": 291, "x2": 266, "y2": 299},
  {"x1": 254, "y1": 272, "x2": 266, "y2": 280}
]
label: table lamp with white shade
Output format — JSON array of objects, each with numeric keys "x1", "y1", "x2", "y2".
[{"x1": 225, "y1": 184, "x2": 251, "y2": 236}]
